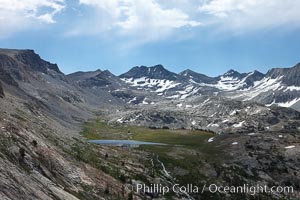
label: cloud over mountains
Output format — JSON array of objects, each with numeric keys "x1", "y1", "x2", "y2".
[{"x1": 1, "y1": 0, "x2": 300, "y2": 42}]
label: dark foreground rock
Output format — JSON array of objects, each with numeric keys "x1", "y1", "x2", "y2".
[{"x1": 0, "y1": 81, "x2": 4, "y2": 98}]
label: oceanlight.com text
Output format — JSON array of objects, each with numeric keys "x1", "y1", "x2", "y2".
[
  {"x1": 136, "y1": 183, "x2": 294, "y2": 196},
  {"x1": 207, "y1": 184, "x2": 294, "y2": 195}
]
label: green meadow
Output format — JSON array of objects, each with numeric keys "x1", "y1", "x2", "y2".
[{"x1": 80, "y1": 118, "x2": 230, "y2": 187}]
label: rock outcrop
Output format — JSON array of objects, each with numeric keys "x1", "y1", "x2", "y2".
[{"x1": 0, "y1": 81, "x2": 4, "y2": 98}]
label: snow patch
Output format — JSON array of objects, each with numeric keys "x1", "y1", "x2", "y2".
[
  {"x1": 208, "y1": 137, "x2": 214, "y2": 143},
  {"x1": 142, "y1": 98, "x2": 149, "y2": 105},
  {"x1": 284, "y1": 86, "x2": 300, "y2": 92},
  {"x1": 230, "y1": 110, "x2": 240, "y2": 116},
  {"x1": 233, "y1": 121, "x2": 245, "y2": 128},
  {"x1": 177, "y1": 103, "x2": 183, "y2": 107},
  {"x1": 200, "y1": 72, "x2": 255, "y2": 91},
  {"x1": 277, "y1": 98, "x2": 300, "y2": 107},
  {"x1": 208, "y1": 123, "x2": 219, "y2": 127},
  {"x1": 241, "y1": 76, "x2": 283, "y2": 101},
  {"x1": 285, "y1": 145, "x2": 295, "y2": 149},
  {"x1": 128, "y1": 97, "x2": 137, "y2": 104},
  {"x1": 121, "y1": 77, "x2": 181, "y2": 93},
  {"x1": 117, "y1": 118, "x2": 124, "y2": 123}
]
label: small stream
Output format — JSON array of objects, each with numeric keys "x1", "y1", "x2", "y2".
[
  {"x1": 155, "y1": 155, "x2": 194, "y2": 200},
  {"x1": 90, "y1": 139, "x2": 193, "y2": 199}
]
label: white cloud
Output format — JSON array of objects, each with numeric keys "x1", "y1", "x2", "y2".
[
  {"x1": 1, "y1": 0, "x2": 299, "y2": 43},
  {"x1": 0, "y1": 0, "x2": 65, "y2": 37},
  {"x1": 78, "y1": 0, "x2": 201, "y2": 42},
  {"x1": 199, "y1": 0, "x2": 300, "y2": 33}
]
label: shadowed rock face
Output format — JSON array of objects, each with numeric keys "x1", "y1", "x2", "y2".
[
  {"x1": 267, "y1": 63, "x2": 300, "y2": 86},
  {"x1": 0, "y1": 54, "x2": 19, "y2": 86},
  {"x1": 14, "y1": 50, "x2": 62, "y2": 74},
  {"x1": 0, "y1": 81, "x2": 4, "y2": 98},
  {"x1": 0, "y1": 49, "x2": 62, "y2": 76}
]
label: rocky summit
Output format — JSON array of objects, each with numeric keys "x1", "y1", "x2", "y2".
[{"x1": 1, "y1": 48, "x2": 300, "y2": 200}]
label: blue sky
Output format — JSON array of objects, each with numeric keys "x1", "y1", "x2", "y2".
[{"x1": 0, "y1": 0, "x2": 300, "y2": 76}]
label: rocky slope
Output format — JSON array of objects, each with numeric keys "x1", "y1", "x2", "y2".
[
  {"x1": 0, "y1": 49, "x2": 157, "y2": 200},
  {"x1": 109, "y1": 95, "x2": 300, "y2": 135},
  {"x1": 0, "y1": 96, "x2": 157, "y2": 199},
  {"x1": 68, "y1": 69, "x2": 127, "y2": 90}
]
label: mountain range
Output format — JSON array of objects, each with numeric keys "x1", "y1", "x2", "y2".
[
  {"x1": 119, "y1": 63, "x2": 300, "y2": 110},
  {"x1": 0, "y1": 48, "x2": 300, "y2": 131},
  {"x1": 1, "y1": 48, "x2": 300, "y2": 200},
  {"x1": 2, "y1": 48, "x2": 299, "y2": 110}
]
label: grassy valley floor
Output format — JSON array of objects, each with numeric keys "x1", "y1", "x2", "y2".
[
  {"x1": 79, "y1": 118, "x2": 300, "y2": 200},
  {"x1": 79, "y1": 118, "x2": 262, "y2": 199}
]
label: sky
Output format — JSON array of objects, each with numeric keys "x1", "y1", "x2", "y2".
[{"x1": 0, "y1": 0, "x2": 300, "y2": 76}]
